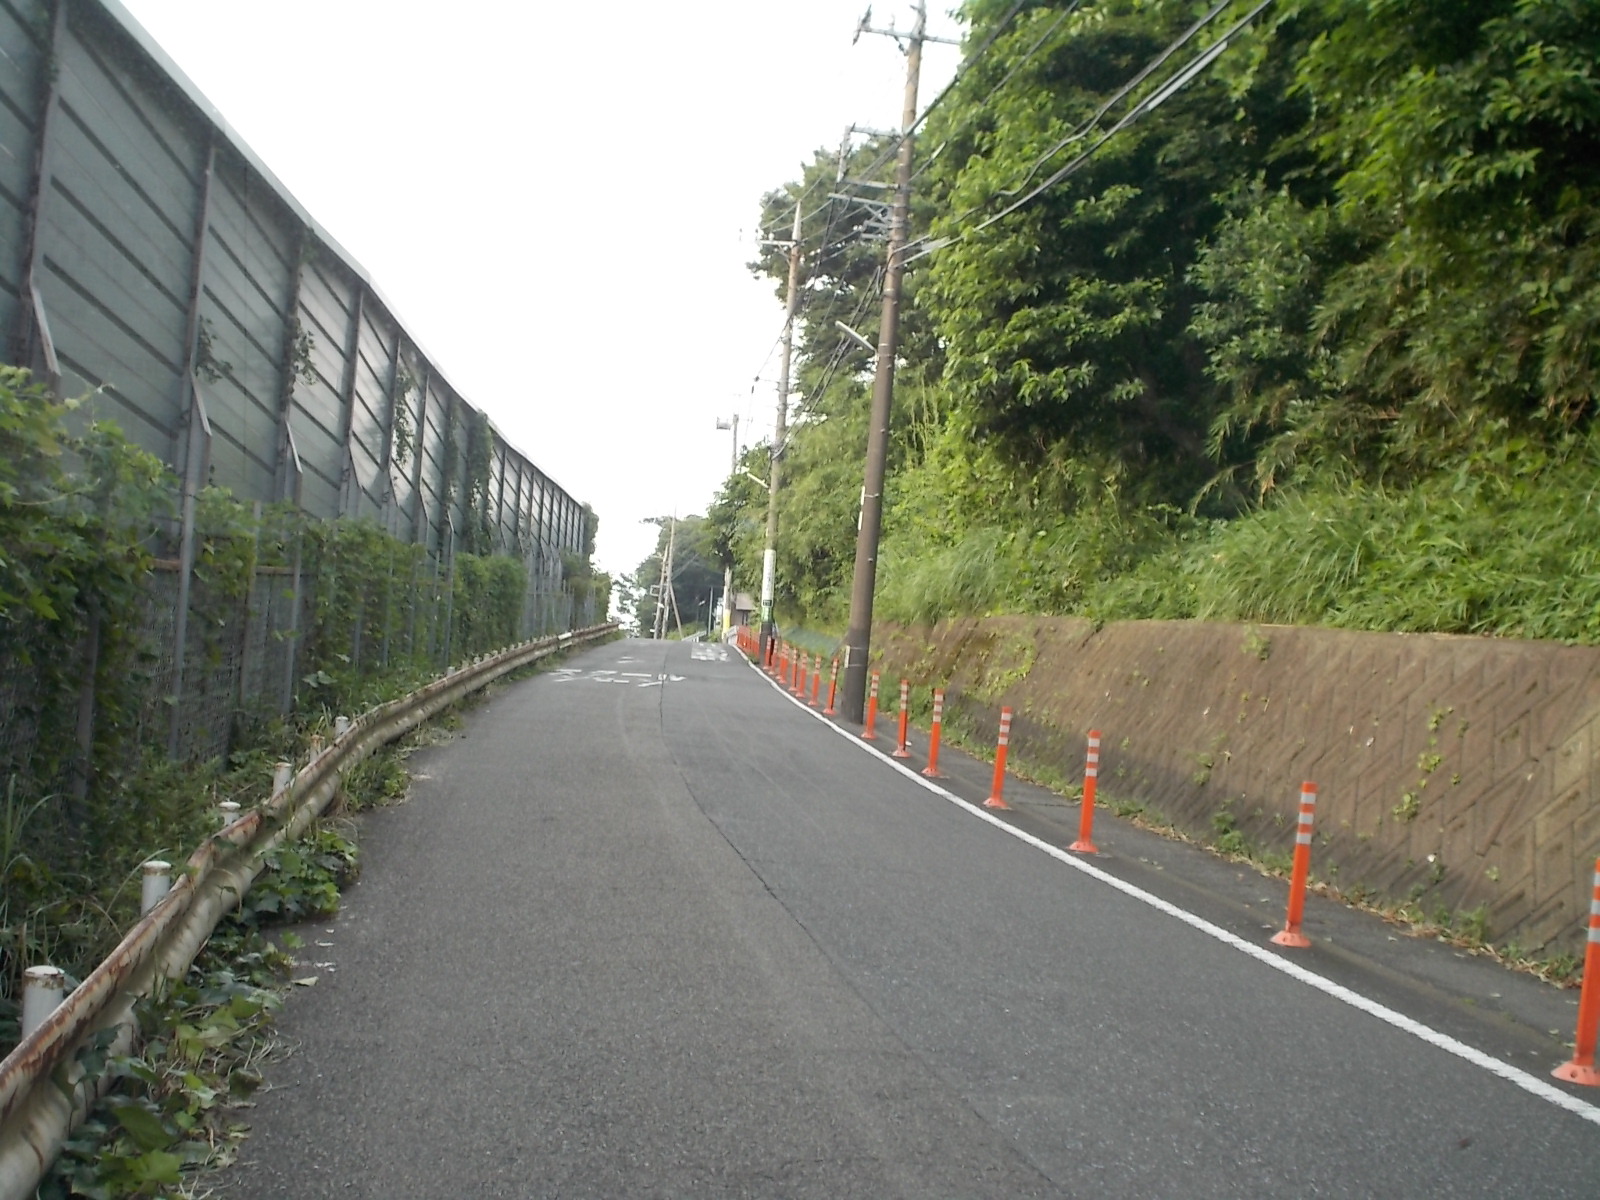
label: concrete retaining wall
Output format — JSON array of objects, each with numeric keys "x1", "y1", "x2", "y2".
[{"x1": 874, "y1": 617, "x2": 1600, "y2": 956}]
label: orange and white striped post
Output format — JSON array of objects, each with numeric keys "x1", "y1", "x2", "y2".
[
  {"x1": 862, "y1": 671, "x2": 881, "y2": 740},
  {"x1": 809, "y1": 657, "x2": 821, "y2": 707},
  {"x1": 1272, "y1": 782, "x2": 1319, "y2": 948},
  {"x1": 921, "y1": 688, "x2": 945, "y2": 777},
  {"x1": 984, "y1": 707, "x2": 1014, "y2": 810},
  {"x1": 1070, "y1": 729, "x2": 1102, "y2": 854},
  {"x1": 823, "y1": 658, "x2": 839, "y2": 716},
  {"x1": 793, "y1": 652, "x2": 807, "y2": 696},
  {"x1": 893, "y1": 679, "x2": 912, "y2": 758},
  {"x1": 1553, "y1": 858, "x2": 1600, "y2": 1086}
]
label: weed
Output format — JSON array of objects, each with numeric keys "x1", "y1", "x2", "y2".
[
  {"x1": 1210, "y1": 804, "x2": 1250, "y2": 856},
  {"x1": 1242, "y1": 626, "x2": 1272, "y2": 660},
  {"x1": 1457, "y1": 904, "x2": 1491, "y2": 947}
]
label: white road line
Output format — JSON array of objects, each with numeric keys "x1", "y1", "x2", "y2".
[{"x1": 740, "y1": 653, "x2": 1600, "y2": 1128}]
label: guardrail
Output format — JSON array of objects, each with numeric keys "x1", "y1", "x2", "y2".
[{"x1": 0, "y1": 623, "x2": 617, "y2": 1200}]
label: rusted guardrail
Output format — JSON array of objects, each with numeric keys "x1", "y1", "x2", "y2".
[{"x1": 0, "y1": 623, "x2": 616, "y2": 1199}]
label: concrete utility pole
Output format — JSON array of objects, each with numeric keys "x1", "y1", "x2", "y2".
[
  {"x1": 715, "y1": 414, "x2": 739, "y2": 636},
  {"x1": 839, "y1": 1, "x2": 929, "y2": 721},
  {"x1": 759, "y1": 203, "x2": 805, "y2": 666}
]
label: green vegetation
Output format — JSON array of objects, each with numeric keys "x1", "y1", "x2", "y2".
[
  {"x1": 0, "y1": 366, "x2": 603, "y2": 1043},
  {"x1": 622, "y1": 514, "x2": 725, "y2": 635},
  {"x1": 721, "y1": 0, "x2": 1600, "y2": 642},
  {"x1": 40, "y1": 825, "x2": 358, "y2": 1199}
]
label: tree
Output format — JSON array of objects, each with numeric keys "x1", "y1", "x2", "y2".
[{"x1": 628, "y1": 515, "x2": 723, "y2": 636}]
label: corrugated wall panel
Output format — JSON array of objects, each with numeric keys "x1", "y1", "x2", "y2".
[
  {"x1": 0, "y1": 0, "x2": 45, "y2": 338},
  {"x1": 201, "y1": 149, "x2": 296, "y2": 505},
  {"x1": 389, "y1": 345, "x2": 422, "y2": 533},
  {"x1": 38, "y1": 16, "x2": 203, "y2": 453},
  {"x1": 444, "y1": 395, "x2": 468, "y2": 547},
  {"x1": 2, "y1": 1, "x2": 592, "y2": 577},
  {"x1": 348, "y1": 302, "x2": 392, "y2": 520},
  {"x1": 497, "y1": 446, "x2": 513, "y2": 551},
  {"x1": 289, "y1": 256, "x2": 351, "y2": 517},
  {"x1": 417, "y1": 375, "x2": 448, "y2": 554}
]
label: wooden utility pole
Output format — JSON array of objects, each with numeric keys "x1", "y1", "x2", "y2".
[
  {"x1": 651, "y1": 516, "x2": 678, "y2": 640},
  {"x1": 839, "y1": 2, "x2": 928, "y2": 722}
]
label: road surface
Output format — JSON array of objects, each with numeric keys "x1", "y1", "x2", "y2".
[{"x1": 222, "y1": 636, "x2": 1600, "y2": 1197}]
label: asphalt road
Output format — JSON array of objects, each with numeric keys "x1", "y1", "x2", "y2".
[{"x1": 222, "y1": 636, "x2": 1600, "y2": 1198}]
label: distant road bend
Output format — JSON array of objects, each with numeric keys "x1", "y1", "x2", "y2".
[{"x1": 225, "y1": 637, "x2": 1600, "y2": 1198}]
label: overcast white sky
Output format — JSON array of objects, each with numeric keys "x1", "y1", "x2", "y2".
[{"x1": 114, "y1": 0, "x2": 963, "y2": 580}]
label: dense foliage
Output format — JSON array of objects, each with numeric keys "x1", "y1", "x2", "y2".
[
  {"x1": 726, "y1": 0, "x2": 1600, "y2": 639},
  {"x1": 1, "y1": 368, "x2": 602, "y2": 1035},
  {"x1": 624, "y1": 514, "x2": 725, "y2": 635}
]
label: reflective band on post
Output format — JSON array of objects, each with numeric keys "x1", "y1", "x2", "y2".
[
  {"x1": 984, "y1": 708, "x2": 1013, "y2": 809},
  {"x1": 922, "y1": 687, "x2": 945, "y2": 778},
  {"x1": 893, "y1": 679, "x2": 912, "y2": 758},
  {"x1": 1272, "y1": 782, "x2": 1318, "y2": 949},
  {"x1": 1555, "y1": 859, "x2": 1600, "y2": 1086},
  {"x1": 1071, "y1": 729, "x2": 1102, "y2": 854}
]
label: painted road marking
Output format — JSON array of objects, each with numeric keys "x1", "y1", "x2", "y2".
[
  {"x1": 691, "y1": 643, "x2": 731, "y2": 662},
  {"x1": 742, "y1": 654, "x2": 1600, "y2": 1129},
  {"x1": 552, "y1": 669, "x2": 684, "y2": 687}
]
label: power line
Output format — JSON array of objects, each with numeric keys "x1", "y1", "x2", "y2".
[
  {"x1": 903, "y1": 0, "x2": 1278, "y2": 263},
  {"x1": 834, "y1": 0, "x2": 1031, "y2": 202},
  {"x1": 908, "y1": 2, "x2": 1085, "y2": 186},
  {"x1": 1005, "y1": 0, "x2": 1236, "y2": 197}
]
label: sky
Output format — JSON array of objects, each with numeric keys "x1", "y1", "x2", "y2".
[{"x1": 113, "y1": 0, "x2": 965, "y2": 582}]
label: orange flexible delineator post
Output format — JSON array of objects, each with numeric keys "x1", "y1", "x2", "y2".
[
  {"x1": 1553, "y1": 858, "x2": 1600, "y2": 1086},
  {"x1": 921, "y1": 688, "x2": 945, "y2": 777},
  {"x1": 984, "y1": 707, "x2": 1014, "y2": 809},
  {"x1": 862, "y1": 671, "x2": 881, "y2": 740},
  {"x1": 823, "y1": 658, "x2": 839, "y2": 716},
  {"x1": 893, "y1": 679, "x2": 912, "y2": 758},
  {"x1": 1272, "y1": 782, "x2": 1319, "y2": 948},
  {"x1": 809, "y1": 658, "x2": 821, "y2": 707},
  {"x1": 793, "y1": 652, "x2": 807, "y2": 696},
  {"x1": 1070, "y1": 729, "x2": 1102, "y2": 853}
]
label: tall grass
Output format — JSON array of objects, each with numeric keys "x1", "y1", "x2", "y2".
[{"x1": 879, "y1": 433, "x2": 1600, "y2": 643}]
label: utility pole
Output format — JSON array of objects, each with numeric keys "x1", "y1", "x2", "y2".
[
  {"x1": 759, "y1": 203, "x2": 804, "y2": 667},
  {"x1": 839, "y1": 1, "x2": 936, "y2": 721},
  {"x1": 715, "y1": 414, "x2": 739, "y2": 636},
  {"x1": 651, "y1": 515, "x2": 678, "y2": 640}
]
